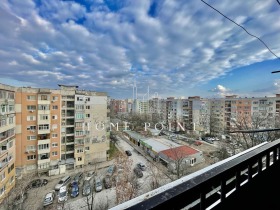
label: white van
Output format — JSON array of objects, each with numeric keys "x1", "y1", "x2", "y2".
[
  {"x1": 58, "y1": 186, "x2": 68, "y2": 203},
  {"x1": 55, "y1": 175, "x2": 71, "y2": 191}
]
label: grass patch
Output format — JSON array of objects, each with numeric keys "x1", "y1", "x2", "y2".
[{"x1": 108, "y1": 141, "x2": 119, "y2": 159}]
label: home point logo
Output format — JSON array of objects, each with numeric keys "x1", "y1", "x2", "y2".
[{"x1": 87, "y1": 121, "x2": 187, "y2": 132}]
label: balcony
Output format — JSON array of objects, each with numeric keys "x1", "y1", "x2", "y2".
[{"x1": 111, "y1": 139, "x2": 280, "y2": 210}]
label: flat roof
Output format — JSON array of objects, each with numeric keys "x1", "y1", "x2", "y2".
[{"x1": 143, "y1": 138, "x2": 180, "y2": 153}]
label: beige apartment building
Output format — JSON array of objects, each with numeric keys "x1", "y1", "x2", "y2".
[
  {"x1": 0, "y1": 84, "x2": 16, "y2": 202},
  {"x1": 59, "y1": 85, "x2": 109, "y2": 169}
]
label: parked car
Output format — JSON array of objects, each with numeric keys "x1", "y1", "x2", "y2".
[
  {"x1": 43, "y1": 190, "x2": 55, "y2": 206},
  {"x1": 106, "y1": 165, "x2": 116, "y2": 176},
  {"x1": 82, "y1": 179, "x2": 91, "y2": 196},
  {"x1": 133, "y1": 168, "x2": 143, "y2": 178},
  {"x1": 125, "y1": 150, "x2": 132, "y2": 156},
  {"x1": 70, "y1": 181, "x2": 79, "y2": 198},
  {"x1": 26, "y1": 179, "x2": 48, "y2": 190},
  {"x1": 194, "y1": 141, "x2": 202, "y2": 146},
  {"x1": 136, "y1": 162, "x2": 146, "y2": 171},
  {"x1": 58, "y1": 186, "x2": 68, "y2": 203},
  {"x1": 85, "y1": 171, "x2": 95, "y2": 180},
  {"x1": 55, "y1": 176, "x2": 71, "y2": 191},
  {"x1": 103, "y1": 176, "x2": 112, "y2": 189},
  {"x1": 95, "y1": 178, "x2": 103, "y2": 192},
  {"x1": 72, "y1": 172, "x2": 83, "y2": 184}
]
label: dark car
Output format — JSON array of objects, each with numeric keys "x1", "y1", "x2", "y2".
[
  {"x1": 82, "y1": 179, "x2": 91, "y2": 196},
  {"x1": 133, "y1": 168, "x2": 143, "y2": 178},
  {"x1": 26, "y1": 179, "x2": 48, "y2": 190},
  {"x1": 103, "y1": 176, "x2": 112, "y2": 189},
  {"x1": 136, "y1": 162, "x2": 146, "y2": 171},
  {"x1": 125, "y1": 150, "x2": 132, "y2": 156},
  {"x1": 70, "y1": 181, "x2": 79, "y2": 198},
  {"x1": 73, "y1": 172, "x2": 83, "y2": 184}
]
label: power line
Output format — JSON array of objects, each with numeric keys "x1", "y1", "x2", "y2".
[
  {"x1": 277, "y1": 0, "x2": 280, "y2": 6},
  {"x1": 272, "y1": 70, "x2": 280, "y2": 74},
  {"x1": 201, "y1": 0, "x2": 280, "y2": 61}
]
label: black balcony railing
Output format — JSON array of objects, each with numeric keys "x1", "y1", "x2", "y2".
[{"x1": 111, "y1": 139, "x2": 280, "y2": 210}]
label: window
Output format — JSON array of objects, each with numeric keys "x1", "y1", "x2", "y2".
[
  {"x1": 27, "y1": 116, "x2": 36, "y2": 121},
  {"x1": 78, "y1": 157, "x2": 82, "y2": 161},
  {"x1": 9, "y1": 176, "x2": 14, "y2": 184},
  {"x1": 75, "y1": 104, "x2": 84, "y2": 110},
  {"x1": 8, "y1": 163, "x2": 14, "y2": 173},
  {"x1": 85, "y1": 146, "x2": 90, "y2": 151},
  {"x1": 0, "y1": 185, "x2": 5, "y2": 196},
  {"x1": 77, "y1": 148, "x2": 83, "y2": 153},
  {"x1": 27, "y1": 105, "x2": 36, "y2": 111},
  {"x1": 27, "y1": 95, "x2": 36, "y2": 100},
  {"x1": 38, "y1": 105, "x2": 49, "y2": 110},
  {"x1": 77, "y1": 97, "x2": 83, "y2": 101},
  {"x1": 75, "y1": 122, "x2": 83, "y2": 127},
  {"x1": 52, "y1": 115, "x2": 57, "y2": 120},
  {"x1": 7, "y1": 92, "x2": 14, "y2": 99},
  {"x1": 27, "y1": 125, "x2": 36, "y2": 131},
  {"x1": 75, "y1": 131, "x2": 84, "y2": 136},
  {"x1": 9, "y1": 105, "x2": 14, "y2": 112},
  {"x1": 52, "y1": 96, "x2": 58, "y2": 101},
  {"x1": 8, "y1": 141, "x2": 13, "y2": 149},
  {"x1": 40, "y1": 95, "x2": 48, "y2": 100},
  {"x1": 52, "y1": 105, "x2": 58, "y2": 110},
  {"x1": 86, "y1": 114, "x2": 90, "y2": 118},
  {"x1": 38, "y1": 144, "x2": 49, "y2": 150},
  {"x1": 52, "y1": 151, "x2": 58, "y2": 156},
  {"x1": 40, "y1": 115, "x2": 48, "y2": 120},
  {"x1": 52, "y1": 143, "x2": 58, "y2": 147},
  {"x1": 9, "y1": 117, "x2": 14, "y2": 124},
  {"x1": 52, "y1": 133, "x2": 58, "y2": 138},
  {"x1": 27, "y1": 135, "x2": 36, "y2": 140},
  {"x1": 27, "y1": 155, "x2": 36, "y2": 160},
  {"x1": 38, "y1": 124, "x2": 49, "y2": 130},
  {"x1": 85, "y1": 97, "x2": 90, "y2": 101},
  {"x1": 0, "y1": 172, "x2": 5, "y2": 182},
  {"x1": 75, "y1": 113, "x2": 84, "y2": 119},
  {"x1": 27, "y1": 145, "x2": 36, "y2": 151}
]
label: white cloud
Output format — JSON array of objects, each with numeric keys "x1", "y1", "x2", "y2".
[{"x1": 0, "y1": 0, "x2": 279, "y2": 98}]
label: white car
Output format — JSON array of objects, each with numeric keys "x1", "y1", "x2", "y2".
[
  {"x1": 58, "y1": 186, "x2": 68, "y2": 203},
  {"x1": 43, "y1": 190, "x2": 55, "y2": 206}
]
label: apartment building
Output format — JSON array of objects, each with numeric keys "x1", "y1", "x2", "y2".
[
  {"x1": 15, "y1": 87, "x2": 61, "y2": 174},
  {"x1": 59, "y1": 85, "x2": 109, "y2": 168},
  {"x1": 110, "y1": 99, "x2": 128, "y2": 115},
  {"x1": 0, "y1": 84, "x2": 16, "y2": 202}
]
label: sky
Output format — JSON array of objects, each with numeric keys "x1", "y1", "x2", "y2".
[{"x1": 0, "y1": 0, "x2": 280, "y2": 99}]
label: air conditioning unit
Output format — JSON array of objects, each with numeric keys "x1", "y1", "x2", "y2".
[
  {"x1": 25, "y1": 151, "x2": 29, "y2": 154},
  {"x1": 51, "y1": 100, "x2": 55, "y2": 103},
  {"x1": 30, "y1": 130, "x2": 35, "y2": 133},
  {"x1": 30, "y1": 110, "x2": 34, "y2": 113}
]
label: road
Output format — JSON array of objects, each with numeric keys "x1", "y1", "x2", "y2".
[{"x1": 64, "y1": 136, "x2": 152, "y2": 209}]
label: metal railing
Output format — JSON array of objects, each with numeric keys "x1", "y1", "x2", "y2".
[{"x1": 110, "y1": 139, "x2": 280, "y2": 210}]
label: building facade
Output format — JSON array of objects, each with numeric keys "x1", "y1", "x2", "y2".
[{"x1": 0, "y1": 84, "x2": 16, "y2": 202}]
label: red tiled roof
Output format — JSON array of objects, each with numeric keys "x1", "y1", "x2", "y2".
[{"x1": 160, "y1": 145, "x2": 199, "y2": 161}]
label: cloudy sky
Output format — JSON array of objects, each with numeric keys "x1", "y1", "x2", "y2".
[{"x1": 1, "y1": 0, "x2": 280, "y2": 99}]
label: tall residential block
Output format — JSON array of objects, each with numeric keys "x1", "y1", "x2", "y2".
[
  {"x1": 15, "y1": 87, "x2": 61, "y2": 174},
  {"x1": 0, "y1": 84, "x2": 16, "y2": 201}
]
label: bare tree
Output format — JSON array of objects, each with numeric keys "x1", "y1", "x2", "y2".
[
  {"x1": 114, "y1": 152, "x2": 140, "y2": 204},
  {"x1": 0, "y1": 173, "x2": 39, "y2": 210}
]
